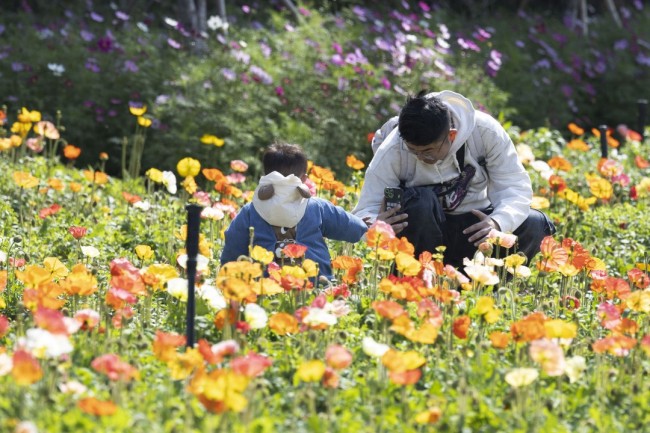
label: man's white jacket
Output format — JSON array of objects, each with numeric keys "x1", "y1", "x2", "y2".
[{"x1": 352, "y1": 90, "x2": 532, "y2": 233}]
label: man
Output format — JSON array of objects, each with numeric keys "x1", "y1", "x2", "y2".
[{"x1": 353, "y1": 90, "x2": 555, "y2": 268}]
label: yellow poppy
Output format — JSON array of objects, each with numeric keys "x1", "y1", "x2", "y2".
[
  {"x1": 200, "y1": 134, "x2": 225, "y2": 147},
  {"x1": 135, "y1": 245, "x2": 154, "y2": 260},
  {"x1": 137, "y1": 116, "x2": 152, "y2": 127},
  {"x1": 177, "y1": 157, "x2": 201, "y2": 178},
  {"x1": 129, "y1": 104, "x2": 147, "y2": 116},
  {"x1": 13, "y1": 171, "x2": 39, "y2": 189}
]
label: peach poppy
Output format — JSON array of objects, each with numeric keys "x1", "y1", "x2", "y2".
[
  {"x1": 635, "y1": 155, "x2": 650, "y2": 169},
  {"x1": 366, "y1": 220, "x2": 396, "y2": 249},
  {"x1": 325, "y1": 344, "x2": 353, "y2": 370},
  {"x1": 371, "y1": 300, "x2": 406, "y2": 320},
  {"x1": 91, "y1": 354, "x2": 139, "y2": 382},
  {"x1": 231, "y1": 352, "x2": 272, "y2": 378},
  {"x1": 536, "y1": 236, "x2": 569, "y2": 272},
  {"x1": 388, "y1": 369, "x2": 421, "y2": 386},
  {"x1": 230, "y1": 159, "x2": 248, "y2": 172},
  {"x1": 33, "y1": 121, "x2": 60, "y2": 140}
]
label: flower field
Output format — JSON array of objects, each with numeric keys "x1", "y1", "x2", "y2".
[{"x1": 1, "y1": 106, "x2": 650, "y2": 433}]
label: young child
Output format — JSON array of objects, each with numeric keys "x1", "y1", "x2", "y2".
[{"x1": 220, "y1": 142, "x2": 368, "y2": 279}]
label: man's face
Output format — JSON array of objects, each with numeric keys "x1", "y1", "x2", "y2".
[{"x1": 404, "y1": 129, "x2": 457, "y2": 164}]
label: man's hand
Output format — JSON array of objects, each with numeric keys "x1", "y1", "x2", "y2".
[
  {"x1": 374, "y1": 203, "x2": 409, "y2": 234},
  {"x1": 463, "y1": 209, "x2": 500, "y2": 246}
]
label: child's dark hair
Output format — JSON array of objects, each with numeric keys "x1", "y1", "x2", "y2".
[{"x1": 262, "y1": 142, "x2": 308, "y2": 176}]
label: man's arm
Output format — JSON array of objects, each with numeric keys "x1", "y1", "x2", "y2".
[{"x1": 220, "y1": 207, "x2": 252, "y2": 265}]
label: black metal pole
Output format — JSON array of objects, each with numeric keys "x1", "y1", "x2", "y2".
[
  {"x1": 638, "y1": 99, "x2": 647, "y2": 143},
  {"x1": 185, "y1": 204, "x2": 202, "y2": 348},
  {"x1": 598, "y1": 125, "x2": 608, "y2": 159}
]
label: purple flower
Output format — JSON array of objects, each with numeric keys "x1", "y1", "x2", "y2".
[
  {"x1": 561, "y1": 84, "x2": 573, "y2": 98},
  {"x1": 11, "y1": 62, "x2": 24, "y2": 72},
  {"x1": 418, "y1": 2, "x2": 430, "y2": 12},
  {"x1": 0, "y1": 24, "x2": 5, "y2": 35},
  {"x1": 331, "y1": 54, "x2": 345, "y2": 66},
  {"x1": 221, "y1": 68, "x2": 236, "y2": 81},
  {"x1": 275, "y1": 86, "x2": 284, "y2": 97},
  {"x1": 313, "y1": 62, "x2": 327, "y2": 73},
  {"x1": 260, "y1": 42, "x2": 271, "y2": 58},
  {"x1": 551, "y1": 33, "x2": 567, "y2": 44},
  {"x1": 80, "y1": 30, "x2": 94, "y2": 41},
  {"x1": 85, "y1": 59, "x2": 100, "y2": 73},
  {"x1": 380, "y1": 76, "x2": 391, "y2": 90},
  {"x1": 249, "y1": 65, "x2": 273, "y2": 85},
  {"x1": 458, "y1": 37, "x2": 480, "y2": 52},
  {"x1": 97, "y1": 36, "x2": 113, "y2": 52},
  {"x1": 298, "y1": 7, "x2": 310, "y2": 16},
  {"x1": 90, "y1": 12, "x2": 104, "y2": 22},
  {"x1": 352, "y1": 6, "x2": 368, "y2": 21},
  {"x1": 515, "y1": 40, "x2": 525, "y2": 48},
  {"x1": 116, "y1": 11, "x2": 130, "y2": 21},
  {"x1": 473, "y1": 27, "x2": 492, "y2": 41},
  {"x1": 242, "y1": 5, "x2": 251, "y2": 13},
  {"x1": 155, "y1": 95, "x2": 170, "y2": 104},
  {"x1": 636, "y1": 53, "x2": 650, "y2": 66},
  {"x1": 124, "y1": 60, "x2": 139, "y2": 72},
  {"x1": 375, "y1": 38, "x2": 392, "y2": 51},
  {"x1": 83, "y1": 100, "x2": 94, "y2": 108},
  {"x1": 167, "y1": 38, "x2": 181, "y2": 49},
  {"x1": 614, "y1": 39, "x2": 629, "y2": 51},
  {"x1": 232, "y1": 50, "x2": 250, "y2": 64}
]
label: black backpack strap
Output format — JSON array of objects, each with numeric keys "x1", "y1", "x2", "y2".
[{"x1": 455, "y1": 143, "x2": 466, "y2": 168}]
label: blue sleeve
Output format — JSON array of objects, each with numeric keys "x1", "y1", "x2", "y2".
[
  {"x1": 220, "y1": 205, "x2": 252, "y2": 265},
  {"x1": 317, "y1": 199, "x2": 368, "y2": 242}
]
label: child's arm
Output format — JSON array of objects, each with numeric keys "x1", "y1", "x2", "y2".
[
  {"x1": 220, "y1": 206, "x2": 252, "y2": 265},
  {"x1": 318, "y1": 199, "x2": 368, "y2": 242}
]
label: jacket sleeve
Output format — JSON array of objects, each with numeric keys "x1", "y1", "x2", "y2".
[
  {"x1": 352, "y1": 134, "x2": 403, "y2": 221},
  {"x1": 478, "y1": 115, "x2": 532, "y2": 232},
  {"x1": 318, "y1": 199, "x2": 368, "y2": 242},
  {"x1": 220, "y1": 206, "x2": 252, "y2": 265}
]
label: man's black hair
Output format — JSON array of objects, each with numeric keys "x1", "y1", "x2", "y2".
[
  {"x1": 398, "y1": 90, "x2": 450, "y2": 147},
  {"x1": 262, "y1": 142, "x2": 308, "y2": 176}
]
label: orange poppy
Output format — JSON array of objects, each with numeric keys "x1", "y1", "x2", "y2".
[
  {"x1": 63, "y1": 144, "x2": 81, "y2": 160},
  {"x1": 12, "y1": 350, "x2": 43, "y2": 385},
  {"x1": 452, "y1": 315, "x2": 471, "y2": 339},
  {"x1": 548, "y1": 155, "x2": 573, "y2": 172},
  {"x1": 489, "y1": 331, "x2": 511, "y2": 349},
  {"x1": 567, "y1": 139, "x2": 590, "y2": 151},
  {"x1": 346, "y1": 155, "x2": 365, "y2": 170},
  {"x1": 371, "y1": 300, "x2": 406, "y2": 320},
  {"x1": 536, "y1": 236, "x2": 569, "y2": 272},
  {"x1": 567, "y1": 122, "x2": 584, "y2": 135},
  {"x1": 78, "y1": 397, "x2": 118, "y2": 416},
  {"x1": 268, "y1": 312, "x2": 299, "y2": 335}
]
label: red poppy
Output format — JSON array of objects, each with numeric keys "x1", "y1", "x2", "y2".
[
  {"x1": 282, "y1": 244, "x2": 308, "y2": 259},
  {"x1": 68, "y1": 226, "x2": 88, "y2": 239}
]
